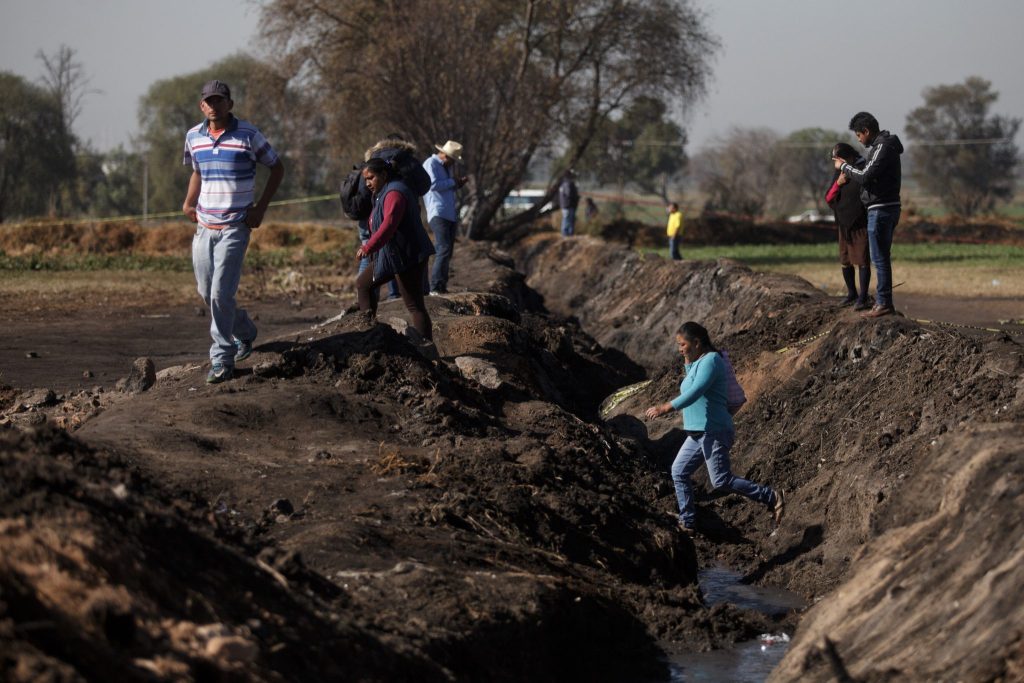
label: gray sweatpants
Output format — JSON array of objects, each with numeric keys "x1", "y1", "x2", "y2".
[{"x1": 192, "y1": 223, "x2": 257, "y2": 366}]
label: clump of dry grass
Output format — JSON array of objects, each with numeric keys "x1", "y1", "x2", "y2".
[{"x1": 0, "y1": 221, "x2": 354, "y2": 257}]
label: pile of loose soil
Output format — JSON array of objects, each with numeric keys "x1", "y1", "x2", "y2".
[
  {"x1": 534, "y1": 214, "x2": 1024, "y2": 250},
  {"x1": 514, "y1": 234, "x2": 1024, "y2": 680},
  {"x1": 5, "y1": 229, "x2": 1020, "y2": 681},
  {"x1": 2, "y1": 242, "x2": 779, "y2": 681}
]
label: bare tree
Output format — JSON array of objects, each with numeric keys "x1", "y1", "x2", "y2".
[
  {"x1": 264, "y1": 0, "x2": 717, "y2": 239},
  {"x1": 905, "y1": 76, "x2": 1020, "y2": 217},
  {"x1": 37, "y1": 45, "x2": 97, "y2": 135},
  {"x1": 692, "y1": 127, "x2": 781, "y2": 218},
  {"x1": 774, "y1": 127, "x2": 850, "y2": 216}
]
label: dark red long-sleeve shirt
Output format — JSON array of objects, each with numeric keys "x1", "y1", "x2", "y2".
[{"x1": 363, "y1": 191, "x2": 407, "y2": 253}]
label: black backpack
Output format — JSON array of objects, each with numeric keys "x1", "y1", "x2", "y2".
[
  {"x1": 372, "y1": 147, "x2": 431, "y2": 197},
  {"x1": 340, "y1": 165, "x2": 373, "y2": 221}
]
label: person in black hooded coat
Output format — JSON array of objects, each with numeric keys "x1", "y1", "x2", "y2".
[{"x1": 826, "y1": 142, "x2": 871, "y2": 310}]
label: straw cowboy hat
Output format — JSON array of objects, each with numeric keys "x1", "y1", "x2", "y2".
[{"x1": 434, "y1": 140, "x2": 464, "y2": 162}]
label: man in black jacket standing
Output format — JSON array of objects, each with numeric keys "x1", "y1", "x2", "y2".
[{"x1": 833, "y1": 112, "x2": 904, "y2": 318}]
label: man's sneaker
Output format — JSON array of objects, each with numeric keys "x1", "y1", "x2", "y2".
[
  {"x1": 772, "y1": 489, "x2": 786, "y2": 526},
  {"x1": 206, "y1": 363, "x2": 233, "y2": 384},
  {"x1": 234, "y1": 338, "x2": 254, "y2": 362}
]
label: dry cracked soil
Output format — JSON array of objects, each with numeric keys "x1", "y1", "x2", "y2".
[{"x1": 1, "y1": 230, "x2": 1022, "y2": 683}]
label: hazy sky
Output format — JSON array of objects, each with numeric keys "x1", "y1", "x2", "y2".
[{"x1": 2, "y1": 0, "x2": 1022, "y2": 151}]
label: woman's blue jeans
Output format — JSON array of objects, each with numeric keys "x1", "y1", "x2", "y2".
[{"x1": 671, "y1": 430, "x2": 774, "y2": 528}]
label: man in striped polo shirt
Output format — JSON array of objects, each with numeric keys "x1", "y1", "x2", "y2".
[{"x1": 183, "y1": 80, "x2": 285, "y2": 383}]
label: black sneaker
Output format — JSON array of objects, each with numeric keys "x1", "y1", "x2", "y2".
[{"x1": 837, "y1": 295, "x2": 857, "y2": 308}]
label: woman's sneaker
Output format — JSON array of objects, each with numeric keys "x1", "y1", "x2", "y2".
[
  {"x1": 234, "y1": 339, "x2": 254, "y2": 362},
  {"x1": 206, "y1": 363, "x2": 233, "y2": 384}
]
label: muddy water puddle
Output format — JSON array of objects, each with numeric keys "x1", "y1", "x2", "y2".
[{"x1": 665, "y1": 566, "x2": 805, "y2": 682}]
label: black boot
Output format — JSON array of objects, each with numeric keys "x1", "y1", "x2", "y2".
[
  {"x1": 839, "y1": 266, "x2": 857, "y2": 306},
  {"x1": 854, "y1": 266, "x2": 872, "y2": 310}
]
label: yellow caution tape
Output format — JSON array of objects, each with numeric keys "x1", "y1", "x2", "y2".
[{"x1": 0, "y1": 194, "x2": 339, "y2": 230}]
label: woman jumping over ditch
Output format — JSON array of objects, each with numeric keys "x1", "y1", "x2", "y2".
[{"x1": 644, "y1": 322, "x2": 784, "y2": 537}]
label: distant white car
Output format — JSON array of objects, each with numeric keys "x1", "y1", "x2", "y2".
[
  {"x1": 502, "y1": 188, "x2": 554, "y2": 215},
  {"x1": 787, "y1": 209, "x2": 835, "y2": 224}
]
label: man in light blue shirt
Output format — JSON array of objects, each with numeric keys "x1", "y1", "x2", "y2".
[{"x1": 422, "y1": 140, "x2": 467, "y2": 294}]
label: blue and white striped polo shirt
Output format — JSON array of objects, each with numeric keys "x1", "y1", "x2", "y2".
[{"x1": 182, "y1": 116, "x2": 279, "y2": 228}]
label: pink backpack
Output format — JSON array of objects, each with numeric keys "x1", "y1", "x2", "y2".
[{"x1": 720, "y1": 350, "x2": 747, "y2": 415}]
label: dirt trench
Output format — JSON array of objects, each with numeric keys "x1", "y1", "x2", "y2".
[
  {"x1": 4, "y1": 232, "x2": 1021, "y2": 681},
  {"x1": 512, "y1": 234, "x2": 1024, "y2": 682},
  {"x1": 1, "y1": 241, "x2": 783, "y2": 682}
]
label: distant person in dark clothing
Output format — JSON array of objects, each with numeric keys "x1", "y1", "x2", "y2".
[
  {"x1": 558, "y1": 169, "x2": 580, "y2": 237},
  {"x1": 833, "y1": 112, "x2": 904, "y2": 318},
  {"x1": 826, "y1": 142, "x2": 871, "y2": 310}
]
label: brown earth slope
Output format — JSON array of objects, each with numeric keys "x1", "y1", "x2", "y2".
[
  {"x1": 2, "y1": 242, "x2": 780, "y2": 682},
  {"x1": 514, "y1": 235, "x2": 1024, "y2": 682},
  {"x1": 3, "y1": 230, "x2": 1022, "y2": 681}
]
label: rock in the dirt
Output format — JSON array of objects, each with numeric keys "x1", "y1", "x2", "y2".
[
  {"x1": 205, "y1": 635, "x2": 258, "y2": 663},
  {"x1": 385, "y1": 316, "x2": 413, "y2": 336},
  {"x1": 18, "y1": 388, "x2": 56, "y2": 408},
  {"x1": 25, "y1": 351, "x2": 38, "y2": 358},
  {"x1": 454, "y1": 356, "x2": 504, "y2": 389},
  {"x1": 117, "y1": 357, "x2": 156, "y2": 393},
  {"x1": 83, "y1": 370, "x2": 94, "y2": 379},
  {"x1": 9, "y1": 411, "x2": 46, "y2": 427}
]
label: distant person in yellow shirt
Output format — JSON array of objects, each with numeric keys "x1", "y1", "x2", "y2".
[{"x1": 666, "y1": 202, "x2": 683, "y2": 261}]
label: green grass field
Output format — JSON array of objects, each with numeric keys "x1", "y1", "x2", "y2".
[{"x1": 641, "y1": 242, "x2": 1024, "y2": 297}]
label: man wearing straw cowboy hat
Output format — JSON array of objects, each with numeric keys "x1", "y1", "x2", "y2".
[{"x1": 422, "y1": 140, "x2": 468, "y2": 295}]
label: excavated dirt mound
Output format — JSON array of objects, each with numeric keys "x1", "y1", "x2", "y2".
[
  {"x1": 2, "y1": 242, "x2": 783, "y2": 682},
  {"x1": 0, "y1": 426, "x2": 445, "y2": 683},
  {"x1": 514, "y1": 235, "x2": 1024, "y2": 680},
  {"x1": 538, "y1": 214, "x2": 1024, "y2": 250},
  {"x1": 5, "y1": 229, "x2": 1020, "y2": 681}
]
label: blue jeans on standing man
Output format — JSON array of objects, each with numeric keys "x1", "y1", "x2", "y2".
[
  {"x1": 428, "y1": 216, "x2": 457, "y2": 293},
  {"x1": 669, "y1": 237, "x2": 682, "y2": 260},
  {"x1": 192, "y1": 223, "x2": 258, "y2": 367},
  {"x1": 867, "y1": 205, "x2": 900, "y2": 308},
  {"x1": 670, "y1": 430, "x2": 775, "y2": 529},
  {"x1": 561, "y1": 207, "x2": 576, "y2": 237}
]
